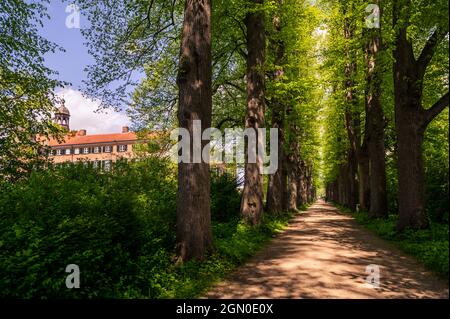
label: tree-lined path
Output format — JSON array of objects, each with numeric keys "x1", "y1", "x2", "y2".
[{"x1": 205, "y1": 201, "x2": 449, "y2": 299}]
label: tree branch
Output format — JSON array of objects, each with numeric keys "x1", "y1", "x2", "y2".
[
  {"x1": 223, "y1": 80, "x2": 245, "y2": 93},
  {"x1": 423, "y1": 92, "x2": 449, "y2": 127},
  {"x1": 417, "y1": 27, "x2": 449, "y2": 79},
  {"x1": 217, "y1": 117, "x2": 241, "y2": 130}
]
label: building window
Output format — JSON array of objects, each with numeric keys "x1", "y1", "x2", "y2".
[
  {"x1": 56, "y1": 149, "x2": 62, "y2": 156},
  {"x1": 94, "y1": 146, "x2": 100, "y2": 154},
  {"x1": 93, "y1": 160, "x2": 100, "y2": 169},
  {"x1": 103, "y1": 160, "x2": 112, "y2": 172},
  {"x1": 83, "y1": 147, "x2": 89, "y2": 154},
  {"x1": 65, "y1": 149, "x2": 71, "y2": 155},
  {"x1": 104, "y1": 145, "x2": 112, "y2": 153},
  {"x1": 74, "y1": 148, "x2": 80, "y2": 155},
  {"x1": 118, "y1": 144, "x2": 127, "y2": 152}
]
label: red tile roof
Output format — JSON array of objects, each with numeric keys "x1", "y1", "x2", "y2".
[{"x1": 46, "y1": 132, "x2": 139, "y2": 147}]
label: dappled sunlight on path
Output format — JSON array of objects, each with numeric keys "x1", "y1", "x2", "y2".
[{"x1": 205, "y1": 200, "x2": 449, "y2": 299}]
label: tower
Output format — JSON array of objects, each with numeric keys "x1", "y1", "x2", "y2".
[{"x1": 54, "y1": 102, "x2": 70, "y2": 131}]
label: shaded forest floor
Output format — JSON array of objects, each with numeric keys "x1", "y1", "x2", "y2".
[{"x1": 205, "y1": 200, "x2": 449, "y2": 299}]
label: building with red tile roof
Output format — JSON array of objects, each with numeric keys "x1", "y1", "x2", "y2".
[{"x1": 40, "y1": 104, "x2": 142, "y2": 170}]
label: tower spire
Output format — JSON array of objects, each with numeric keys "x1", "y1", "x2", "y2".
[{"x1": 54, "y1": 99, "x2": 70, "y2": 131}]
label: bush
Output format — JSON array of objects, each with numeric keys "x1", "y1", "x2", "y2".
[
  {"x1": 0, "y1": 160, "x2": 294, "y2": 298},
  {"x1": 0, "y1": 159, "x2": 177, "y2": 298},
  {"x1": 210, "y1": 170, "x2": 241, "y2": 222}
]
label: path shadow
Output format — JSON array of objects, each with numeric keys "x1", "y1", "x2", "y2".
[{"x1": 205, "y1": 201, "x2": 449, "y2": 299}]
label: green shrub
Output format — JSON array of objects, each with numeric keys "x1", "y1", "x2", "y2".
[
  {"x1": 0, "y1": 159, "x2": 177, "y2": 298},
  {"x1": 0, "y1": 159, "x2": 295, "y2": 298},
  {"x1": 210, "y1": 170, "x2": 241, "y2": 222}
]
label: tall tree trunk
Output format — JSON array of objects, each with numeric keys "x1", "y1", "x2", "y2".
[
  {"x1": 343, "y1": 8, "x2": 363, "y2": 211},
  {"x1": 393, "y1": 28, "x2": 428, "y2": 228},
  {"x1": 333, "y1": 181, "x2": 338, "y2": 202},
  {"x1": 337, "y1": 167, "x2": 342, "y2": 204},
  {"x1": 285, "y1": 104, "x2": 300, "y2": 211},
  {"x1": 241, "y1": 0, "x2": 266, "y2": 225},
  {"x1": 393, "y1": 0, "x2": 449, "y2": 230},
  {"x1": 338, "y1": 164, "x2": 347, "y2": 206},
  {"x1": 267, "y1": 0, "x2": 286, "y2": 214},
  {"x1": 297, "y1": 161, "x2": 307, "y2": 207},
  {"x1": 393, "y1": 2, "x2": 426, "y2": 230},
  {"x1": 358, "y1": 151, "x2": 370, "y2": 210},
  {"x1": 266, "y1": 101, "x2": 285, "y2": 213},
  {"x1": 176, "y1": 0, "x2": 213, "y2": 261},
  {"x1": 396, "y1": 108, "x2": 427, "y2": 229},
  {"x1": 346, "y1": 152, "x2": 358, "y2": 210},
  {"x1": 365, "y1": 4, "x2": 388, "y2": 218},
  {"x1": 286, "y1": 161, "x2": 298, "y2": 212},
  {"x1": 306, "y1": 165, "x2": 313, "y2": 203}
]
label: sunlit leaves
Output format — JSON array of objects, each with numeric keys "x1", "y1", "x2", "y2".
[{"x1": 0, "y1": 0, "x2": 65, "y2": 181}]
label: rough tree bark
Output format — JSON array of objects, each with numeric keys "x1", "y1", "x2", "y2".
[
  {"x1": 176, "y1": 0, "x2": 213, "y2": 262},
  {"x1": 365, "y1": 1, "x2": 388, "y2": 218},
  {"x1": 309, "y1": 165, "x2": 315, "y2": 202},
  {"x1": 285, "y1": 103, "x2": 300, "y2": 212},
  {"x1": 393, "y1": 0, "x2": 449, "y2": 230},
  {"x1": 286, "y1": 154, "x2": 299, "y2": 212},
  {"x1": 267, "y1": 0, "x2": 286, "y2": 214},
  {"x1": 346, "y1": 152, "x2": 358, "y2": 209},
  {"x1": 297, "y1": 161, "x2": 307, "y2": 207},
  {"x1": 343, "y1": 7, "x2": 368, "y2": 211},
  {"x1": 241, "y1": 0, "x2": 266, "y2": 225},
  {"x1": 358, "y1": 150, "x2": 370, "y2": 210}
]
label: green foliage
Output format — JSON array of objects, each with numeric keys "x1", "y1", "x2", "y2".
[
  {"x1": 0, "y1": 159, "x2": 295, "y2": 298},
  {"x1": 321, "y1": 0, "x2": 449, "y2": 223},
  {"x1": 210, "y1": 170, "x2": 242, "y2": 222},
  {"x1": 0, "y1": 0, "x2": 66, "y2": 181},
  {"x1": 423, "y1": 109, "x2": 449, "y2": 222},
  {"x1": 0, "y1": 159, "x2": 177, "y2": 298},
  {"x1": 265, "y1": 0, "x2": 323, "y2": 189},
  {"x1": 73, "y1": 0, "x2": 184, "y2": 110}
]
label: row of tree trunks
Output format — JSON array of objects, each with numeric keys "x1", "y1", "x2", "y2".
[
  {"x1": 325, "y1": 150, "x2": 358, "y2": 211},
  {"x1": 305, "y1": 164, "x2": 315, "y2": 203},
  {"x1": 326, "y1": 1, "x2": 387, "y2": 218},
  {"x1": 326, "y1": 157, "x2": 356, "y2": 210},
  {"x1": 297, "y1": 161, "x2": 308, "y2": 207},
  {"x1": 283, "y1": 101, "x2": 317, "y2": 212},
  {"x1": 265, "y1": 0, "x2": 316, "y2": 214},
  {"x1": 173, "y1": 0, "x2": 319, "y2": 262},
  {"x1": 343, "y1": 6, "x2": 369, "y2": 212},
  {"x1": 327, "y1": 0, "x2": 448, "y2": 232},
  {"x1": 285, "y1": 155, "x2": 316, "y2": 212}
]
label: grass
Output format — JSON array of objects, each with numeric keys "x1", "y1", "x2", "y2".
[
  {"x1": 157, "y1": 208, "x2": 306, "y2": 299},
  {"x1": 336, "y1": 204, "x2": 449, "y2": 279}
]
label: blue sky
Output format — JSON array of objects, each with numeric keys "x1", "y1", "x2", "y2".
[
  {"x1": 40, "y1": 0, "x2": 131, "y2": 134},
  {"x1": 41, "y1": 0, "x2": 92, "y2": 89}
]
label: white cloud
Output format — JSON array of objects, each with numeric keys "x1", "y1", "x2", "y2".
[{"x1": 57, "y1": 88, "x2": 131, "y2": 134}]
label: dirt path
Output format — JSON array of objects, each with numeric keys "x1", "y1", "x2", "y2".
[{"x1": 205, "y1": 200, "x2": 449, "y2": 299}]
